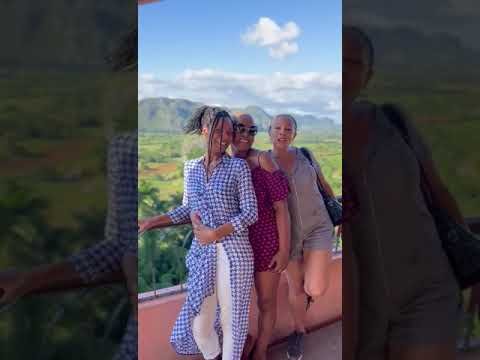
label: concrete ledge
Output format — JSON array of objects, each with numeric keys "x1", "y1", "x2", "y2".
[{"x1": 139, "y1": 257, "x2": 342, "y2": 360}]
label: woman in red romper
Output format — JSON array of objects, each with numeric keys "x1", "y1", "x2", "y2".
[{"x1": 231, "y1": 113, "x2": 290, "y2": 360}]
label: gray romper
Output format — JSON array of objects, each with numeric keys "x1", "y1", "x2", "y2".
[
  {"x1": 347, "y1": 104, "x2": 461, "y2": 359},
  {"x1": 274, "y1": 148, "x2": 335, "y2": 260}
]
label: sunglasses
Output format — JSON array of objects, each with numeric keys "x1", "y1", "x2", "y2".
[{"x1": 236, "y1": 124, "x2": 258, "y2": 136}]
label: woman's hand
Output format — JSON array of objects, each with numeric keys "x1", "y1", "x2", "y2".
[
  {"x1": 190, "y1": 211, "x2": 202, "y2": 227},
  {"x1": 195, "y1": 225, "x2": 219, "y2": 245},
  {"x1": 269, "y1": 250, "x2": 289, "y2": 273},
  {"x1": 138, "y1": 218, "x2": 152, "y2": 234},
  {"x1": 191, "y1": 211, "x2": 219, "y2": 245},
  {"x1": 0, "y1": 270, "x2": 31, "y2": 309},
  {"x1": 336, "y1": 225, "x2": 342, "y2": 238}
]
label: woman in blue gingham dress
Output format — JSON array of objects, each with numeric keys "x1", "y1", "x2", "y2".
[{"x1": 139, "y1": 107, "x2": 257, "y2": 360}]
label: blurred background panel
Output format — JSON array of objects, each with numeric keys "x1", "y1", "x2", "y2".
[{"x1": 0, "y1": 1, "x2": 137, "y2": 359}]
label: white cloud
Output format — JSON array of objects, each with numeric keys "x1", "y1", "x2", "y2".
[
  {"x1": 139, "y1": 69, "x2": 341, "y2": 122},
  {"x1": 242, "y1": 17, "x2": 301, "y2": 59},
  {"x1": 269, "y1": 41, "x2": 299, "y2": 59},
  {"x1": 242, "y1": 17, "x2": 300, "y2": 46}
]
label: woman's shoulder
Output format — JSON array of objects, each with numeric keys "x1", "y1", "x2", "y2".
[
  {"x1": 229, "y1": 156, "x2": 249, "y2": 168},
  {"x1": 296, "y1": 146, "x2": 315, "y2": 163},
  {"x1": 353, "y1": 100, "x2": 397, "y2": 138},
  {"x1": 184, "y1": 157, "x2": 203, "y2": 170},
  {"x1": 257, "y1": 151, "x2": 279, "y2": 173},
  {"x1": 185, "y1": 157, "x2": 202, "y2": 165}
]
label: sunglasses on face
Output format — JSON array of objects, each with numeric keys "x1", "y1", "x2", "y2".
[{"x1": 236, "y1": 124, "x2": 258, "y2": 136}]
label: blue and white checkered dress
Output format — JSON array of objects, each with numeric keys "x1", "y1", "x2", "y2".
[
  {"x1": 68, "y1": 133, "x2": 138, "y2": 360},
  {"x1": 168, "y1": 155, "x2": 257, "y2": 360}
]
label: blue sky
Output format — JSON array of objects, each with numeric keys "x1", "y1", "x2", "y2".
[{"x1": 139, "y1": 0, "x2": 341, "y2": 121}]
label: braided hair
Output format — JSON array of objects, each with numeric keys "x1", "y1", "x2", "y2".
[
  {"x1": 106, "y1": 27, "x2": 137, "y2": 72},
  {"x1": 184, "y1": 106, "x2": 233, "y2": 179}
]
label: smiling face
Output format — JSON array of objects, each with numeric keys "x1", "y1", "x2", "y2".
[
  {"x1": 343, "y1": 28, "x2": 373, "y2": 104},
  {"x1": 202, "y1": 115, "x2": 233, "y2": 156},
  {"x1": 232, "y1": 113, "x2": 257, "y2": 153},
  {"x1": 269, "y1": 115, "x2": 296, "y2": 150}
]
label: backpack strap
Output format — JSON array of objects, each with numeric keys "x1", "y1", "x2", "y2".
[
  {"x1": 300, "y1": 147, "x2": 312, "y2": 163},
  {"x1": 381, "y1": 103, "x2": 435, "y2": 207},
  {"x1": 300, "y1": 147, "x2": 325, "y2": 192},
  {"x1": 380, "y1": 104, "x2": 411, "y2": 147}
]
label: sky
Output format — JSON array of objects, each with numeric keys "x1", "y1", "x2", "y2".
[{"x1": 139, "y1": 0, "x2": 342, "y2": 122}]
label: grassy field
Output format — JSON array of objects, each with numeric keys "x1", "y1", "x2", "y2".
[
  {"x1": 1, "y1": 72, "x2": 136, "y2": 228},
  {"x1": 0, "y1": 71, "x2": 136, "y2": 359},
  {"x1": 366, "y1": 79, "x2": 480, "y2": 217},
  {"x1": 138, "y1": 131, "x2": 342, "y2": 202}
]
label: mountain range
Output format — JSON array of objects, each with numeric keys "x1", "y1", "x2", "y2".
[
  {"x1": 364, "y1": 26, "x2": 480, "y2": 82},
  {"x1": 138, "y1": 97, "x2": 340, "y2": 134}
]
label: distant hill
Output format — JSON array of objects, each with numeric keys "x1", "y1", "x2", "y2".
[
  {"x1": 139, "y1": 97, "x2": 340, "y2": 134},
  {"x1": 363, "y1": 26, "x2": 480, "y2": 82}
]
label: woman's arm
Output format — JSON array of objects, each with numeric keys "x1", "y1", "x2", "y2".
[
  {"x1": 1, "y1": 235, "x2": 135, "y2": 305},
  {"x1": 0, "y1": 260, "x2": 124, "y2": 306},
  {"x1": 319, "y1": 173, "x2": 335, "y2": 198},
  {"x1": 258, "y1": 152, "x2": 291, "y2": 271},
  {"x1": 271, "y1": 200, "x2": 291, "y2": 272},
  {"x1": 139, "y1": 214, "x2": 181, "y2": 233},
  {"x1": 164, "y1": 162, "x2": 194, "y2": 224},
  {"x1": 228, "y1": 159, "x2": 258, "y2": 234},
  {"x1": 422, "y1": 157, "x2": 467, "y2": 228}
]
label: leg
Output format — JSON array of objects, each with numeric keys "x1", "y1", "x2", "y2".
[
  {"x1": 389, "y1": 343, "x2": 456, "y2": 360},
  {"x1": 252, "y1": 271, "x2": 281, "y2": 360},
  {"x1": 303, "y1": 249, "x2": 331, "y2": 300},
  {"x1": 388, "y1": 275, "x2": 460, "y2": 360},
  {"x1": 285, "y1": 260, "x2": 307, "y2": 333},
  {"x1": 216, "y1": 245, "x2": 234, "y2": 360},
  {"x1": 241, "y1": 333, "x2": 255, "y2": 360},
  {"x1": 192, "y1": 292, "x2": 221, "y2": 360}
]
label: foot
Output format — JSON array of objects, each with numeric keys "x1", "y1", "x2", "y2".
[{"x1": 286, "y1": 331, "x2": 305, "y2": 360}]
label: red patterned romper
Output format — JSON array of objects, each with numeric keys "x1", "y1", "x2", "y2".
[{"x1": 249, "y1": 167, "x2": 290, "y2": 272}]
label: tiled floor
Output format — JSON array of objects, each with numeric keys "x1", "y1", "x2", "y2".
[{"x1": 267, "y1": 321, "x2": 341, "y2": 360}]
